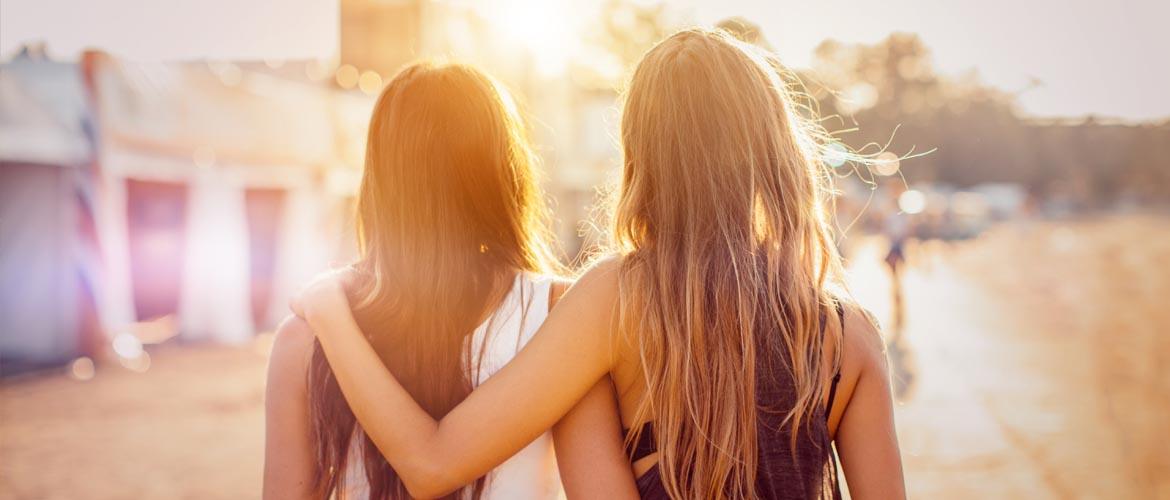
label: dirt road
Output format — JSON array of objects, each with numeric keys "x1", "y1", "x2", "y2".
[{"x1": 2, "y1": 215, "x2": 1167, "y2": 499}]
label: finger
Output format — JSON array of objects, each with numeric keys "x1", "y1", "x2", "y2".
[{"x1": 338, "y1": 267, "x2": 358, "y2": 289}]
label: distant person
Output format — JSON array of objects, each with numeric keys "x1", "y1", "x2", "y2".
[
  {"x1": 293, "y1": 29, "x2": 905, "y2": 500},
  {"x1": 882, "y1": 194, "x2": 910, "y2": 331},
  {"x1": 884, "y1": 208, "x2": 909, "y2": 274},
  {"x1": 263, "y1": 63, "x2": 638, "y2": 499}
]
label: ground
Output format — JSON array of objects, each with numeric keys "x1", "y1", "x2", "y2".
[
  {"x1": 846, "y1": 214, "x2": 1170, "y2": 499},
  {"x1": 2, "y1": 214, "x2": 1168, "y2": 499}
]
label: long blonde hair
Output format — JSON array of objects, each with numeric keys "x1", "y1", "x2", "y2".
[
  {"x1": 614, "y1": 29, "x2": 844, "y2": 499},
  {"x1": 308, "y1": 62, "x2": 563, "y2": 499}
]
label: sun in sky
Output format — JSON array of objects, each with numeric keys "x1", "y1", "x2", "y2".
[{"x1": 470, "y1": 0, "x2": 580, "y2": 78}]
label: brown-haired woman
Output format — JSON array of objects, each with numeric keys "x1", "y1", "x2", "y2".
[
  {"x1": 263, "y1": 63, "x2": 638, "y2": 499},
  {"x1": 294, "y1": 29, "x2": 906, "y2": 500}
]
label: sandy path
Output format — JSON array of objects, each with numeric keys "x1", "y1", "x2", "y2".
[
  {"x1": 2, "y1": 214, "x2": 1168, "y2": 499},
  {"x1": 1, "y1": 344, "x2": 268, "y2": 500},
  {"x1": 849, "y1": 215, "x2": 1170, "y2": 499}
]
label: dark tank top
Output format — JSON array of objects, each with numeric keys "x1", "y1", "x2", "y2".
[{"x1": 625, "y1": 301, "x2": 845, "y2": 500}]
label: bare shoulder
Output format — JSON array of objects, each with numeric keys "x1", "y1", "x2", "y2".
[
  {"x1": 271, "y1": 315, "x2": 315, "y2": 364},
  {"x1": 577, "y1": 255, "x2": 623, "y2": 288},
  {"x1": 267, "y1": 316, "x2": 316, "y2": 397},
  {"x1": 839, "y1": 301, "x2": 888, "y2": 376},
  {"x1": 556, "y1": 256, "x2": 622, "y2": 309}
]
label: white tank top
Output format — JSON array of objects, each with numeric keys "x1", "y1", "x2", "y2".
[{"x1": 343, "y1": 273, "x2": 563, "y2": 500}]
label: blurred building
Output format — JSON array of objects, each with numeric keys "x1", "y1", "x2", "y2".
[
  {"x1": 0, "y1": 50, "x2": 370, "y2": 373},
  {"x1": 0, "y1": 52, "x2": 95, "y2": 373},
  {"x1": 80, "y1": 52, "x2": 366, "y2": 344}
]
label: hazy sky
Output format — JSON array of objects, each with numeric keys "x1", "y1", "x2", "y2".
[
  {"x1": 0, "y1": 0, "x2": 338, "y2": 61},
  {"x1": 2, "y1": 0, "x2": 1167, "y2": 121},
  {"x1": 688, "y1": 0, "x2": 1170, "y2": 121}
]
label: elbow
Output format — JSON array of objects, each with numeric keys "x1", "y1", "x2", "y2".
[
  {"x1": 401, "y1": 480, "x2": 445, "y2": 500},
  {"x1": 404, "y1": 487, "x2": 447, "y2": 500},
  {"x1": 399, "y1": 459, "x2": 462, "y2": 500}
]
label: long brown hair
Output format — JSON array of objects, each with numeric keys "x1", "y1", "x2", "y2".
[
  {"x1": 307, "y1": 62, "x2": 563, "y2": 499},
  {"x1": 614, "y1": 29, "x2": 845, "y2": 499}
]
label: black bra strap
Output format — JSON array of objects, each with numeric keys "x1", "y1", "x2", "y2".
[
  {"x1": 825, "y1": 373, "x2": 842, "y2": 420},
  {"x1": 623, "y1": 424, "x2": 658, "y2": 462}
]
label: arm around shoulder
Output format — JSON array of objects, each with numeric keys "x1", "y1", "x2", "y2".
[{"x1": 299, "y1": 257, "x2": 625, "y2": 498}]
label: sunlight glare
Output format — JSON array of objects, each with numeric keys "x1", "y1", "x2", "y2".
[{"x1": 479, "y1": 0, "x2": 575, "y2": 77}]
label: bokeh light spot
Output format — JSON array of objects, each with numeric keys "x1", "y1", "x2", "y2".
[
  {"x1": 825, "y1": 142, "x2": 849, "y2": 168},
  {"x1": 112, "y1": 333, "x2": 144, "y2": 360},
  {"x1": 120, "y1": 352, "x2": 152, "y2": 373},
  {"x1": 305, "y1": 58, "x2": 335, "y2": 81},
  {"x1": 874, "y1": 152, "x2": 901, "y2": 176},
  {"x1": 335, "y1": 65, "x2": 359, "y2": 90},
  {"x1": 208, "y1": 62, "x2": 242, "y2": 86},
  {"x1": 358, "y1": 71, "x2": 383, "y2": 95},
  {"x1": 899, "y1": 189, "x2": 927, "y2": 214},
  {"x1": 837, "y1": 82, "x2": 879, "y2": 114},
  {"x1": 68, "y1": 357, "x2": 96, "y2": 381}
]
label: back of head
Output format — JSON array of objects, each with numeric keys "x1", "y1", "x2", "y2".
[
  {"x1": 615, "y1": 28, "x2": 842, "y2": 499},
  {"x1": 356, "y1": 63, "x2": 559, "y2": 290},
  {"x1": 308, "y1": 62, "x2": 561, "y2": 500}
]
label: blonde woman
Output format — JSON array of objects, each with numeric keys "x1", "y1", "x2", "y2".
[
  {"x1": 263, "y1": 63, "x2": 638, "y2": 499},
  {"x1": 293, "y1": 30, "x2": 905, "y2": 500}
]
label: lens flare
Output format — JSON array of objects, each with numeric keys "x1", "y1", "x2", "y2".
[{"x1": 477, "y1": 0, "x2": 574, "y2": 77}]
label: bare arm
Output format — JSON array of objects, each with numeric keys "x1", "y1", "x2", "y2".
[
  {"x1": 263, "y1": 317, "x2": 318, "y2": 500},
  {"x1": 297, "y1": 262, "x2": 622, "y2": 499},
  {"x1": 833, "y1": 305, "x2": 907, "y2": 500},
  {"x1": 553, "y1": 375, "x2": 639, "y2": 499},
  {"x1": 546, "y1": 279, "x2": 639, "y2": 500}
]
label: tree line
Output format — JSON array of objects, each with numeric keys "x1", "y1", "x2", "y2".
[{"x1": 587, "y1": 3, "x2": 1170, "y2": 209}]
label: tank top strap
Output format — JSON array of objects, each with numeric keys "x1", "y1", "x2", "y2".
[{"x1": 517, "y1": 273, "x2": 554, "y2": 346}]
